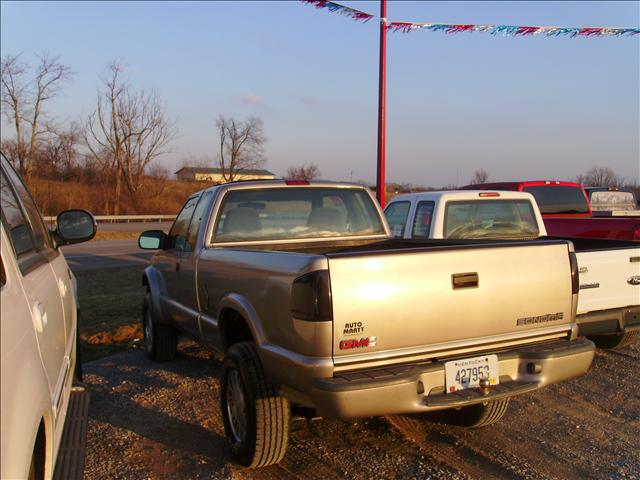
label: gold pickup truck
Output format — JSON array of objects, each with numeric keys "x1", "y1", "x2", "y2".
[{"x1": 138, "y1": 180, "x2": 595, "y2": 468}]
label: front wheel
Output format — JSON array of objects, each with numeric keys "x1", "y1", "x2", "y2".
[
  {"x1": 143, "y1": 293, "x2": 177, "y2": 361},
  {"x1": 221, "y1": 342, "x2": 290, "y2": 468},
  {"x1": 443, "y1": 398, "x2": 510, "y2": 428}
]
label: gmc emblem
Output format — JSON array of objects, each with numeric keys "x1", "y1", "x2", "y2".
[{"x1": 339, "y1": 337, "x2": 377, "y2": 350}]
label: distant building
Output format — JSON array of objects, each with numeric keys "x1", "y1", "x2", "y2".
[{"x1": 175, "y1": 167, "x2": 276, "y2": 183}]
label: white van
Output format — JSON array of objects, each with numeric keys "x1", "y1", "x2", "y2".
[{"x1": 1, "y1": 153, "x2": 96, "y2": 480}]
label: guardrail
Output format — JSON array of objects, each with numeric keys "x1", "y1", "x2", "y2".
[{"x1": 44, "y1": 214, "x2": 176, "y2": 224}]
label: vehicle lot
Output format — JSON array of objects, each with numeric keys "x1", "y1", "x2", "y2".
[
  {"x1": 69, "y1": 229, "x2": 639, "y2": 478},
  {"x1": 82, "y1": 339, "x2": 639, "y2": 479}
]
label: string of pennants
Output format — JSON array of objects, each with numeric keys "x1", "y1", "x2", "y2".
[{"x1": 301, "y1": 0, "x2": 640, "y2": 37}]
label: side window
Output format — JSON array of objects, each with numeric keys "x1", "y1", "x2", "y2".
[
  {"x1": 2, "y1": 162, "x2": 52, "y2": 252},
  {"x1": 1, "y1": 169, "x2": 35, "y2": 257},
  {"x1": 411, "y1": 201, "x2": 435, "y2": 239},
  {"x1": 185, "y1": 191, "x2": 212, "y2": 252},
  {"x1": 168, "y1": 195, "x2": 200, "y2": 252},
  {"x1": 384, "y1": 201, "x2": 411, "y2": 238}
]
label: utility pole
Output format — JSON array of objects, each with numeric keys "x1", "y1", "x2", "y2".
[{"x1": 376, "y1": 0, "x2": 387, "y2": 207}]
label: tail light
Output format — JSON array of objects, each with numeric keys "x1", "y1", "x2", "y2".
[
  {"x1": 633, "y1": 224, "x2": 640, "y2": 241},
  {"x1": 569, "y1": 252, "x2": 579, "y2": 294},
  {"x1": 291, "y1": 270, "x2": 332, "y2": 321}
]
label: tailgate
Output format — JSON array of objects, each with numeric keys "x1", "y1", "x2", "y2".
[
  {"x1": 328, "y1": 242, "x2": 575, "y2": 367},
  {"x1": 576, "y1": 247, "x2": 640, "y2": 315}
]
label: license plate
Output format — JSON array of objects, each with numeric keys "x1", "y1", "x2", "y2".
[{"x1": 445, "y1": 354, "x2": 499, "y2": 393}]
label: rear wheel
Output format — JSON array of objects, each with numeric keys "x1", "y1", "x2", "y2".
[
  {"x1": 221, "y1": 342, "x2": 290, "y2": 467},
  {"x1": 444, "y1": 398, "x2": 510, "y2": 428},
  {"x1": 143, "y1": 292, "x2": 177, "y2": 361},
  {"x1": 590, "y1": 331, "x2": 637, "y2": 350}
]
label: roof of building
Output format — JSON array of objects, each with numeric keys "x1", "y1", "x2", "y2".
[{"x1": 175, "y1": 166, "x2": 275, "y2": 176}]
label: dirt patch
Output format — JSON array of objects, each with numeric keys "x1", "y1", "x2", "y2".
[
  {"x1": 83, "y1": 339, "x2": 640, "y2": 479},
  {"x1": 81, "y1": 324, "x2": 143, "y2": 345}
]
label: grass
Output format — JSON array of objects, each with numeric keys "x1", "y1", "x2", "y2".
[
  {"x1": 75, "y1": 265, "x2": 146, "y2": 362},
  {"x1": 92, "y1": 230, "x2": 142, "y2": 241}
]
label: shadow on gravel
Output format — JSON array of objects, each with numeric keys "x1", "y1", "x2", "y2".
[
  {"x1": 85, "y1": 342, "x2": 228, "y2": 467},
  {"x1": 90, "y1": 388, "x2": 227, "y2": 461}
]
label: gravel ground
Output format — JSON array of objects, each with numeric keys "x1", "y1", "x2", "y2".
[{"x1": 83, "y1": 339, "x2": 640, "y2": 479}]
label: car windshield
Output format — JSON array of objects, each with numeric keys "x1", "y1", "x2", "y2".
[
  {"x1": 212, "y1": 187, "x2": 386, "y2": 242},
  {"x1": 444, "y1": 200, "x2": 539, "y2": 239},
  {"x1": 522, "y1": 186, "x2": 589, "y2": 214}
]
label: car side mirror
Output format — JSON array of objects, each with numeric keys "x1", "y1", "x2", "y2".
[
  {"x1": 55, "y1": 210, "x2": 97, "y2": 246},
  {"x1": 139, "y1": 230, "x2": 166, "y2": 250}
]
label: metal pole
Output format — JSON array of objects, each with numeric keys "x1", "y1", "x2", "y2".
[{"x1": 375, "y1": 0, "x2": 387, "y2": 207}]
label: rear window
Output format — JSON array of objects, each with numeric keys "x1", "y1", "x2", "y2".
[
  {"x1": 443, "y1": 200, "x2": 539, "y2": 239},
  {"x1": 523, "y1": 186, "x2": 589, "y2": 215},
  {"x1": 589, "y1": 191, "x2": 636, "y2": 211},
  {"x1": 212, "y1": 188, "x2": 385, "y2": 243}
]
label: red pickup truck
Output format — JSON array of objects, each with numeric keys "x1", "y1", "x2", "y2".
[{"x1": 463, "y1": 181, "x2": 640, "y2": 241}]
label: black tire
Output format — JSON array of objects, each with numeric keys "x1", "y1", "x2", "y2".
[
  {"x1": 444, "y1": 398, "x2": 510, "y2": 428},
  {"x1": 143, "y1": 292, "x2": 177, "y2": 361},
  {"x1": 590, "y1": 331, "x2": 638, "y2": 350},
  {"x1": 221, "y1": 342, "x2": 290, "y2": 468}
]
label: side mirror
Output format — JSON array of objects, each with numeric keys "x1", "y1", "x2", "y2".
[
  {"x1": 56, "y1": 210, "x2": 97, "y2": 246},
  {"x1": 139, "y1": 230, "x2": 166, "y2": 250}
]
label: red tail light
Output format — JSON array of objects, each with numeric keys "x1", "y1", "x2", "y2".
[
  {"x1": 479, "y1": 192, "x2": 500, "y2": 197},
  {"x1": 291, "y1": 270, "x2": 332, "y2": 321},
  {"x1": 633, "y1": 224, "x2": 640, "y2": 241},
  {"x1": 569, "y1": 252, "x2": 579, "y2": 294}
]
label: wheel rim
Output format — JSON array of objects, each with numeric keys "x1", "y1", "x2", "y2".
[
  {"x1": 144, "y1": 304, "x2": 153, "y2": 353},
  {"x1": 225, "y1": 369, "x2": 247, "y2": 444}
]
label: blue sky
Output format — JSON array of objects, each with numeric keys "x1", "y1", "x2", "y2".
[{"x1": 1, "y1": 1, "x2": 638, "y2": 186}]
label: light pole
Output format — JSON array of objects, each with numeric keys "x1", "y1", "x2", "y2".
[{"x1": 375, "y1": 0, "x2": 387, "y2": 207}]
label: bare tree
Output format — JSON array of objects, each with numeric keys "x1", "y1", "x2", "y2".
[
  {"x1": 85, "y1": 62, "x2": 176, "y2": 213},
  {"x1": 216, "y1": 116, "x2": 266, "y2": 182},
  {"x1": 469, "y1": 168, "x2": 490, "y2": 185},
  {"x1": 577, "y1": 166, "x2": 622, "y2": 188},
  {"x1": 286, "y1": 162, "x2": 320, "y2": 180},
  {"x1": 1, "y1": 53, "x2": 73, "y2": 182}
]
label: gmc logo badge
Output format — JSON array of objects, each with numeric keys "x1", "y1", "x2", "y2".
[{"x1": 339, "y1": 337, "x2": 377, "y2": 350}]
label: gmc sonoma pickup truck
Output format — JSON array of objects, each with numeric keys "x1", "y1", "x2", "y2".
[
  {"x1": 138, "y1": 180, "x2": 594, "y2": 468},
  {"x1": 384, "y1": 190, "x2": 640, "y2": 350},
  {"x1": 463, "y1": 180, "x2": 640, "y2": 241}
]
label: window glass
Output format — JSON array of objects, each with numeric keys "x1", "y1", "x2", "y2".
[
  {"x1": 1, "y1": 169, "x2": 35, "y2": 257},
  {"x1": 523, "y1": 186, "x2": 589, "y2": 215},
  {"x1": 589, "y1": 191, "x2": 636, "y2": 212},
  {"x1": 443, "y1": 200, "x2": 539, "y2": 239},
  {"x1": 384, "y1": 201, "x2": 410, "y2": 238},
  {"x1": 168, "y1": 195, "x2": 199, "y2": 252},
  {"x1": 1, "y1": 161, "x2": 52, "y2": 251},
  {"x1": 185, "y1": 191, "x2": 212, "y2": 252},
  {"x1": 213, "y1": 188, "x2": 385, "y2": 243},
  {"x1": 411, "y1": 201, "x2": 435, "y2": 238}
]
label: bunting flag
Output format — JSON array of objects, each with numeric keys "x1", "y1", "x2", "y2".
[
  {"x1": 300, "y1": 0, "x2": 639, "y2": 38},
  {"x1": 301, "y1": 0, "x2": 373, "y2": 23},
  {"x1": 386, "y1": 22, "x2": 640, "y2": 37}
]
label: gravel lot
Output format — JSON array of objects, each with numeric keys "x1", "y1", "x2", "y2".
[{"x1": 83, "y1": 339, "x2": 640, "y2": 479}]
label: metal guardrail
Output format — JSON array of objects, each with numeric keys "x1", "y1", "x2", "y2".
[{"x1": 44, "y1": 214, "x2": 176, "y2": 223}]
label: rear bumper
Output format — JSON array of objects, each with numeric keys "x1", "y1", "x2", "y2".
[
  {"x1": 577, "y1": 306, "x2": 640, "y2": 337},
  {"x1": 310, "y1": 337, "x2": 594, "y2": 418}
]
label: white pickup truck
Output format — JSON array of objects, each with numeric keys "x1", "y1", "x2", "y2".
[{"x1": 385, "y1": 190, "x2": 640, "y2": 349}]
